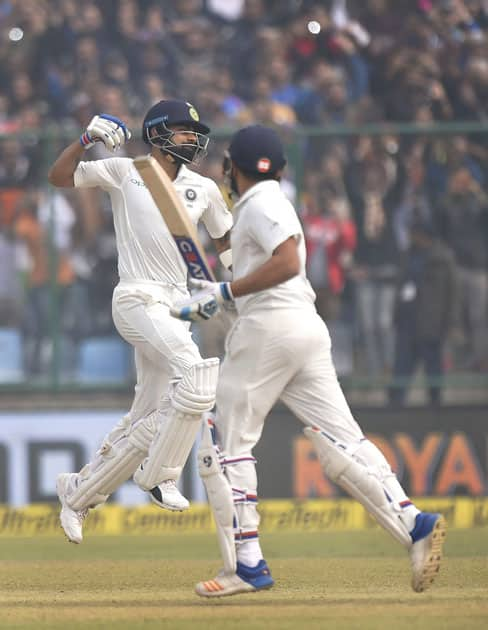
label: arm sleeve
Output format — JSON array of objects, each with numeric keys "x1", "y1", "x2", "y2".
[
  {"x1": 73, "y1": 157, "x2": 130, "y2": 191},
  {"x1": 249, "y1": 200, "x2": 302, "y2": 256},
  {"x1": 201, "y1": 179, "x2": 233, "y2": 238}
]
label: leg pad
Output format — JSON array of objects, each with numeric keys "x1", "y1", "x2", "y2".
[
  {"x1": 199, "y1": 414, "x2": 237, "y2": 574},
  {"x1": 135, "y1": 359, "x2": 220, "y2": 489},
  {"x1": 305, "y1": 427, "x2": 411, "y2": 547}
]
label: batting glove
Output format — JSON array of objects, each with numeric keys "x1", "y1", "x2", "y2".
[
  {"x1": 80, "y1": 114, "x2": 131, "y2": 152},
  {"x1": 170, "y1": 280, "x2": 234, "y2": 322}
]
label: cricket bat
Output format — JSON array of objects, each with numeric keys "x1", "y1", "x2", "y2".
[{"x1": 133, "y1": 154, "x2": 216, "y2": 282}]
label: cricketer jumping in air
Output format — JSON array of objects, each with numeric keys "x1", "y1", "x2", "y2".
[{"x1": 48, "y1": 100, "x2": 232, "y2": 544}]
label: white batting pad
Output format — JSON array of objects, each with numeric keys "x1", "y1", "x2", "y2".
[
  {"x1": 67, "y1": 413, "x2": 158, "y2": 511},
  {"x1": 198, "y1": 415, "x2": 237, "y2": 574},
  {"x1": 304, "y1": 427, "x2": 412, "y2": 548},
  {"x1": 134, "y1": 358, "x2": 220, "y2": 490}
]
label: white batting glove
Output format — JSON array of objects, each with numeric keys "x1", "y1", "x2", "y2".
[
  {"x1": 80, "y1": 114, "x2": 131, "y2": 152},
  {"x1": 170, "y1": 279, "x2": 234, "y2": 322}
]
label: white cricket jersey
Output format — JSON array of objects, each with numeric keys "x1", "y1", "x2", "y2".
[
  {"x1": 74, "y1": 157, "x2": 232, "y2": 286},
  {"x1": 231, "y1": 180, "x2": 316, "y2": 314}
]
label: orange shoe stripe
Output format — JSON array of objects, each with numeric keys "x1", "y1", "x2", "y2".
[{"x1": 203, "y1": 580, "x2": 223, "y2": 592}]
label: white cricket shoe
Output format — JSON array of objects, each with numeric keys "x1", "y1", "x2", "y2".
[
  {"x1": 409, "y1": 512, "x2": 447, "y2": 592},
  {"x1": 148, "y1": 480, "x2": 190, "y2": 512},
  {"x1": 195, "y1": 560, "x2": 274, "y2": 598},
  {"x1": 56, "y1": 473, "x2": 88, "y2": 544}
]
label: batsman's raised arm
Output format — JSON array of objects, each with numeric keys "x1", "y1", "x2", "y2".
[
  {"x1": 47, "y1": 140, "x2": 85, "y2": 188},
  {"x1": 48, "y1": 114, "x2": 131, "y2": 187}
]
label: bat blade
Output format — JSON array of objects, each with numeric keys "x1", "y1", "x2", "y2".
[
  {"x1": 133, "y1": 154, "x2": 215, "y2": 282},
  {"x1": 173, "y1": 235, "x2": 215, "y2": 282}
]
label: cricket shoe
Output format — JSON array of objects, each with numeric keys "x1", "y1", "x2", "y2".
[
  {"x1": 409, "y1": 512, "x2": 447, "y2": 592},
  {"x1": 195, "y1": 559, "x2": 274, "y2": 598},
  {"x1": 56, "y1": 473, "x2": 88, "y2": 544},
  {"x1": 148, "y1": 480, "x2": 189, "y2": 512}
]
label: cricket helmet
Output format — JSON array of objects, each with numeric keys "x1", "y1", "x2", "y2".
[
  {"x1": 228, "y1": 124, "x2": 286, "y2": 176},
  {"x1": 142, "y1": 99, "x2": 210, "y2": 164}
]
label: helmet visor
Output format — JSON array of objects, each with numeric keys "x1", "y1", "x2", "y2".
[{"x1": 146, "y1": 121, "x2": 210, "y2": 165}]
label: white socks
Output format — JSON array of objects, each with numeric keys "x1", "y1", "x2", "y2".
[
  {"x1": 237, "y1": 540, "x2": 263, "y2": 567},
  {"x1": 398, "y1": 502, "x2": 421, "y2": 533}
]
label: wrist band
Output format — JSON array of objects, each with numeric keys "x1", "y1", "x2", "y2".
[
  {"x1": 220, "y1": 282, "x2": 234, "y2": 301},
  {"x1": 80, "y1": 131, "x2": 93, "y2": 149}
]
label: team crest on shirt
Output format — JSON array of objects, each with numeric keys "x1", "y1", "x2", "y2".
[{"x1": 185, "y1": 188, "x2": 197, "y2": 201}]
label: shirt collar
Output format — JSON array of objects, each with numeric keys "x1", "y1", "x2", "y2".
[
  {"x1": 233, "y1": 179, "x2": 280, "y2": 212},
  {"x1": 175, "y1": 164, "x2": 190, "y2": 182}
]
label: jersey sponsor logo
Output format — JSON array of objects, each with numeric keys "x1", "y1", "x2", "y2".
[
  {"x1": 257, "y1": 157, "x2": 271, "y2": 173},
  {"x1": 130, "y1": 178, "x2": 146, "y2": 187},
  {"x1": 175, "y1": 236, "x2": 213, "y2": 281},
  {"x1": 185, "y1": 188, "x2": 197, "y2": 201}
]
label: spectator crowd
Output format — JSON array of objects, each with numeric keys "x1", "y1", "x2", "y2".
[{"x1": 0, "y1": 0, "x2": 488, "y2": 404}]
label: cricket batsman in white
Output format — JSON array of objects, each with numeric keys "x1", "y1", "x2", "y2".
[
  {"x1": 171, "y1": 124, "x2": 447, "y2": 597},
  {"x1": 48, "y1": 100, "x2": 233, "y2": 543}
]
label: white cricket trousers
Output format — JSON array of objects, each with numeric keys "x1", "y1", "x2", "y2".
[
  {"x1": 215, "y1": 306, "x2": 363, "y2": 537},
  {"x1": 112, "y1": 281, "x2": 203, "y2": 420},
  {"x1": 72, "y1": 281, "x2": 204, "y2": 507}
]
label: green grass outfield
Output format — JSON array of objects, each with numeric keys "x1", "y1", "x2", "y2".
[{"x1": 0, "y1": 530, "x2": 487, "y2": 630}]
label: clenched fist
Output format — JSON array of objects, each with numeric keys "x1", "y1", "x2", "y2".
[{"x1": 80, "y1": 114, "x2": 131, "y2": 152}]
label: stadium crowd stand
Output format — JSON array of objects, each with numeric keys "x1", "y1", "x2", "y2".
[{"x1": 0, "y1": 0, "x2": 487, "y2": 403}]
